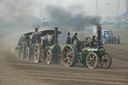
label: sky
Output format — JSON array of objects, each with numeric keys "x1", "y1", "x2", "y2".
[
  {"x1": 0, "y1": 0, "x2": 127, "y2": 44},
  {"x1": 52, "y1": 0, "x2": 126, "y2": 17},
  {"x1": 0, "y1": 0, "x2": 126, "y2": 21}
]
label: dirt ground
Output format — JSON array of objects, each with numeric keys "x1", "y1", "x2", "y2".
[{"x1": 0, "y1": 35, "x2": 128, "y2": 85}]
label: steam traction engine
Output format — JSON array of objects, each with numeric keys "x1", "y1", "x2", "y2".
[
  {"x1": 33, "y1": 27, "x2": 61, "y2": 64},
  {"x1": 15, "y1": 32, "x2": 32, "y2": 60},
  {"x1": 15, "y1": 27, "x2": 61, "y2": 64},
  {"x1": 62, "y1": 26, "x2": 112, "y2": 69}
]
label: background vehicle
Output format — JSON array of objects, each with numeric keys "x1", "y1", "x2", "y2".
[
  {"x1": 62, "y1": 26, "x2": 112, "y2": 69},
  {"x1": 102, "y1": 30, "x2": 113, "y2": 44},
  {"x1": 15, "y1": 27, "x2": 61, "y2": 64}
]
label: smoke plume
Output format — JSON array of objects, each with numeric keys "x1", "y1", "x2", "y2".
[
  {"x1": 46, "y1": 5, "x2": 101, "y2": 44},
  {"x1": 0, "y1": 0, "x2": 33, "y2": 21},
  {"x1": 46, "y1": 5, "x2": 101, "y2": 30}
]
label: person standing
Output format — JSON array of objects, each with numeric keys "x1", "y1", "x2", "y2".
[
  {"x1": 113, "y1": 36, "x2": 116, "y2": 44},
  {"x1": 66, "y1": 32, "x2": 71, "y2": 44},
  {"x1": 72, "y1": 33, "x2": 78, "y2": 43},
  {"x1": 117, "y1": 35, "x2": 120, "y2": 44}
]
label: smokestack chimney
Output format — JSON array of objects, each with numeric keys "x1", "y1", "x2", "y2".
[
  {"x1": 97, "y1": 26, "x2": 102, "y2": 46},
  {"x1": 54, "y1": 27, "x2": 58, "y2": 44},
  {"x1": 35, "y1": 28, "x2": 38, "y2": 32},
  {"x1": 97, "y1": 26, "x2": 102, "y2": 41}
]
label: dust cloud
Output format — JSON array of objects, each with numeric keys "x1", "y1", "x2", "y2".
[{"x1": 0, "y1": 1, "x2": 101, "y2": 46}]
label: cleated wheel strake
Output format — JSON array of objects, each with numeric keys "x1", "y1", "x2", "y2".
[
  {"x1": 34, "y1": 43, "x2": 41, "y2": 63},
  {"x1": 26, "y1": 47, "x2": 30, "y2": 60},
  {"x1": 62, "y1": 45, "x2": 77, "y2": 67},
  {"x1": 86, "y1": 52, "x2": 99, "y2": 69},
  {"x1": 100, "y1": 53, "x2": 112, "y2": 69},
  {"x1": 46, "y1": 50, "x2": 52, "y2": 64}
]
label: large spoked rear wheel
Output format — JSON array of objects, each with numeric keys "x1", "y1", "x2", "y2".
[
  {"x1": 62, "y1": 45, "x2": 77, "y2": 67},
  {"x1": 46, "y1": 50, "x2": 52, "y2": 64},
  {"x1": 86, "y1": 52, "x2": 99, "y2": 69},
  {"x1": 34, "y1": 43, "x2": 42, "y2": 63},
  {"x1": 100, "y1": 53, "x2": 112, "y2": 69},
  {"x1": 21, "y1": 42, "x2": 27, "y2": 59}
]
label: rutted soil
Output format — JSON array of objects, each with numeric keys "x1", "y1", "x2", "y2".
[{"x1": 0, "y1": 38, "x2": 128, "y2": 85}]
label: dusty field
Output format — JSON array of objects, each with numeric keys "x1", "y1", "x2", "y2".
[{"x1": 0, "y1": 34, "x2": 128, "y2": 85}]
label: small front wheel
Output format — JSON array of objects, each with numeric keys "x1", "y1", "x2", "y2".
[
  {"x1": 34, "y1": 43, "x2": 42, "y2": 63},
  {"x1": 26, "y1": 47, "x2": 31, "y2": 60},
  {"x1": 46, "y1": 50, "x2": 52, "y2": 64},
  {"x1": 100, "y1": 53, "x2": 112, "y2": 69}
]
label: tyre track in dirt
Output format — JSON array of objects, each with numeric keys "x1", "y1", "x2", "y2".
[
  {"x1": 0, "y1": 35, "x2": 128, "y2": 85},
  {"x1": 1, "y1": 48, "x2": 128, "y2": 85}
]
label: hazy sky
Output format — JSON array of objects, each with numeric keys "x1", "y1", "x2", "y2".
[
  {"x1": 50, "y1": 0, "x2": 126, "y2": 18},
  {"x1": 0, "y1": 0, "x2": 126, "y2": 20}
]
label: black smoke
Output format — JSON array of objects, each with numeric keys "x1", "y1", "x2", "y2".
[
  {"x1": 46, "y1": 5, "x2": 101, "y2": 44},
  {"x1": 0, "y1": 0, "x2": 33, "y2": 22},
  {"x1": 46, "y1": 5, "x2": 101, "y2": 31}
]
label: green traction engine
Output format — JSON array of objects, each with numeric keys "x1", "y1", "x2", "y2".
[{"x1": 62, "y1": 26, "x2": 112, "y2": 69}]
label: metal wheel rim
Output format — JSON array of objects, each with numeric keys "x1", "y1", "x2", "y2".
[
  {"x1": 34, "y1": 44, "x2": 40, "y2": 63},
  {"x1": 26, "y1": 47, "x2": 30, "y2": 60},
  {"x1": 86, "y1": 52, "x2": 98, "y2": 69},
  {"x1": 100, "y1": 53, "x2": 111, "y2": 68},
  {"x1": 63, "y1": 45, "x2": 74, "y2": 66},
  {"x1": 46, "y1": 50, "x2": 52, "y2": 64},
  {"x1": 21, "y1": 44, "x2": 24, "y2": 58}
]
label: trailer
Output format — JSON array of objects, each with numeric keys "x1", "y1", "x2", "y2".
[{"x1": 102, "y1": 30, "x2": 113, "y2": 44}]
